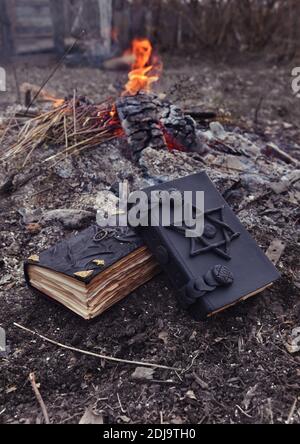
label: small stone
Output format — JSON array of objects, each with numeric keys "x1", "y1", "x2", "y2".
[
  {"x1": 241, "y1": 174, "x2": 267, "y2": 193},
  {"x1": 210, "y1": 121, "x2": 226, "y2": 140},
  {"x1": 132, "y1": 367, "x2": 154, "y2": 381},
  {"x1": 54, "y1": 158, "x2": 75, "y2": 179},
  {"x1": 26, "y1": 223, "x2": 41, "y2": 235},
  {"x1": 0, "y1": 176, "x2": 14, "y2": 195},
  {"x1": 43, "y1": 209, "x2": 95, "y2": 230},
  {"x1": 186, "y1": 390, "x2": 197, "y2": 400}
]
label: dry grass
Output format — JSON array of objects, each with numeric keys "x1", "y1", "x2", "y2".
[{"x1": 0, "y1": 98, "x2": 123, "y2": 167}]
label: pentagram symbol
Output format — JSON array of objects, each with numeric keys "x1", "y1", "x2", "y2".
[{"x1": 167, "y1": 206, "x2": 240, "y2": 261}]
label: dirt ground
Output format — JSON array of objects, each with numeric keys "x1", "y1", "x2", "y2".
[{"x1": 0, "y1": 54, "x2": 300, "y2": 424}]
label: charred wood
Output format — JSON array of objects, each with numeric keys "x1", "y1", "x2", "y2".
[
  {"x1": 116, "y1": 92, "x2": 201, "y2": 160},
  {"x1": 157, "y1": 101, "x2": 198, "y2": 151},
  {"x1": 116, "y1": 93, "x2": 167, "y2": 161}
]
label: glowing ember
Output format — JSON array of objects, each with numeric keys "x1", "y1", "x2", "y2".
[
  {"x1": 124, "y1": 38, "x2": 161, "y2": 96},
  {"x1": 40, "y1": 93, "x2": 65, "y2": 108},
  {"x1": 162, "y1": 126, "x2": 186, "y2": 152}
]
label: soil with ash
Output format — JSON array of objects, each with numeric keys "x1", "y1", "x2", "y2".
[{"x1": 0, "y1": 55, "x2": 299, "y2": 424}]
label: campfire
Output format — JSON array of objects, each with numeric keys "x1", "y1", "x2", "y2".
[
  {"x1": 124, "y1": 38, "x2": 161, "y2": 95},
  {"x1": 1, "y1": 39, "x2": 201, "y2": 166}
]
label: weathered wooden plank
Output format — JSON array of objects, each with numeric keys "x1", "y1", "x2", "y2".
[
  {"x1": 16, "y1": 23, "x2": 54, "y2": 33},
  {"x1": 14, "y1": 0, "x2": 49, "y2": 6},
  {"x1": 63, "y1": 0, "x2": 72, "y2": 35},
  {"x1": 113, "y1": 0, "x2": 131, "y2": 49},
  {"x1": 98, "y1": 0, "x2": 113, "y2": 54},
  {"x1": 0, "y1": 0, "x2": 15, "y2": 59},
  {"x1": 16, "y1": 32, "x2": 53, "y2": 39},
  {"x1": 49, "y1": 0, "x2": 65, "y2": 55},
  {"x1": 83, "y1": 0, "x2": 101, "y2": 37},
  {"x1": 16, "y1": 38, "x2": 55, "y2": 55},
  {"x1": 15, "y1": 5, "x2": 51, "y2": 19}
]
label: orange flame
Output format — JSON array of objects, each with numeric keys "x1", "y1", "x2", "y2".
[
  {"x1": 42, "y1": 94, "x2": 65, "y2": 108},
  {"x1": 124, "y1": 38, "x2": 160, "y2": 96}
]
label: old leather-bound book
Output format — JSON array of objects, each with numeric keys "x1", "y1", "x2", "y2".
[
  {"x1": 24, "y1": 226, "x2": 159, "y2": 319},
  {"x1": 136, "y1": 172, "x2": 280, "y2": 320}
]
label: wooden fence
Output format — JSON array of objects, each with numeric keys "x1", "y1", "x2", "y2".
[{"x1": 1, "y1": 0, "x2": 299, "y2": 60}]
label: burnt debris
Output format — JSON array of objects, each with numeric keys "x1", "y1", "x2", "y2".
[
  {"x1": 116, "y1": 93, "x2": 166, "y2": 161},
  {"x1": 158, "y1": 101, "x2": 199, "y2": 152},
  {"x1": 116, "y1": 92, "x2": 201, "y2": 161}
]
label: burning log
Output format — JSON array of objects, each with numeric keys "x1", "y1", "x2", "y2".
[
  {"x1": 158, "y1": 102, "x2": 200, "y2": 152},
  {"x1": 0, "y1": 97, "x2": 123, "y2": 165},
  {"x1": 116, "y1": 92, "x2": 202, "y2": 160},
  {"x1": 124, "y1": 39, "x2": 161, "y2": 95},
  {"x1": 2, "y1": 38, "x2": 204, "y2": 167},
  {"x1": 3, "y1": 92, "x2": 202, "y2": 166},
  {"x1": 116, "y1": 93, "x2": 167, "y2": 161},
  {"x1": 2, "y1": 92, "x2": 204, "y2": 166}
]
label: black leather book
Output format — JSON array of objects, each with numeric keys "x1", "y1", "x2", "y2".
[
  {"x1": 136, "y1": 172, "x2": 280, "y2": 319},
  {"x1": 24, "y1": 225, "x2": 159, "y2": 319}
]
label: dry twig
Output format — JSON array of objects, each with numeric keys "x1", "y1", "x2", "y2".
[
  {"x1": 286, "y1": 397, "x2": 298, "y2": 424},
  {"x1": 1, "y1": 98, "x2": 123, "y2": 167},
  {"x1": 14, "y1": 323, "x2": 180, "y2": 371},
  {"x1": 29, "y1": 372, "x2": 50, "y2": 424}
]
